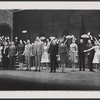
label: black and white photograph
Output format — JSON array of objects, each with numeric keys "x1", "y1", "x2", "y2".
[{"x1": 0, "y1": 2, "x2": 100, "y2": 94}]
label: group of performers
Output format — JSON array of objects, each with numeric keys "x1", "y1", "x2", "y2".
[{"x1": 0, "y1": 32, "x2": 100, "y2": 73}]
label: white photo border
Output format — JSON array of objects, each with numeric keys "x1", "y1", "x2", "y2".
[{"x1": 0, "y1": 1, "x2": 100, "y2": 98}]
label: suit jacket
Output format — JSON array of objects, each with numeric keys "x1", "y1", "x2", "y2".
[
  {"x1": 8, "y1": 45, "x2": 16, "y2": 57},
  {"x1": 31, "y1": 42, "x2": 43, "y2": 56},
  {"x1": 24, "y1": 44, "x2": 32, "y2": 56},
  {"x1": 85, "y1": 43, "x2": 94, "y2": 57},
  {"x1": 48, "y1": 42, "x2": 58, "y2": 57}
]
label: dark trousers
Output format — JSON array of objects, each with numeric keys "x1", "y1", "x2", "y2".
[
  {"x1": 88, "y1": 55, "x2": 94, "y2": 71},
  {"x1": 3, "y1": 54, "x2": 10, "y2": 70},
  {"x1": 50, "y1": 55, "x2": 57, "y2": 72},
  {"x1": 9, "y1": 56, "x2": 15, "y2": 70},
  {"x1": 79, "y1": 53, "x2": 85, "y2": 71}
]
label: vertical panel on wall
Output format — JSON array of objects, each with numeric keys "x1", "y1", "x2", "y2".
[
  {"x1": 42, "y1": 26, "x2": 53, "y2": 38},
  {"x1": 54, "y1": 25, "x2": 67, "y2": 38},
  {"x1": 30, "y1": 27, "x2": 41, "y2": 42}
]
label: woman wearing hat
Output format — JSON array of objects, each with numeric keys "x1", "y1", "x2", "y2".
[{"x1": 69, "y1": 37, "x2": 78, "y2": 71}]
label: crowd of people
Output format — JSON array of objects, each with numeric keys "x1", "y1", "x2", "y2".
[{"x1": 0, "y1": 32, "x2": 100, "y2": 73}]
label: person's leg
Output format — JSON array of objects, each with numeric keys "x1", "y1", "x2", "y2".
[
  {"x1": 33, "y1": 56, "x2": 35, "y2": 67},
  {"x1": 74, "y1": 63, "x2": 76, "y2": 71},
  {"x1": 34, "y1": 56, "x2": 37, "y2": 71},
  {"x1": 3, "y1": 55, "x2": 5, "y2": 69},
  {"x1": 61, "y1": 63, "x2": 63, "y2": 72},
  {"x1": 72, "y1": 62, "x2": 74, "y2": 71},
  {"x1": 50, "y1": 55, "x2": 53, "y2": 72},
  {"x1": 25, "y1": 56, "x2": 28, "y2": 70},
  {"x1": 20, "y1": 63, "x2": 23, "y2": 70},
  {"x1": 54, "y1": 57, "x2": 57, "y2": 73},
  {"x1": 64, "y1": 63, "x2": 66, "y2": 72},
  {"x1": 13, "y1": 56, "x2": 16, "y2": 70},
  {"x1": 90, "y1": 55, "x2": 94, "y2": 71},
  {"x1": 83, "y1": 53, "x2": 85, "y2": 71},
  {"x1": 95, "y1": 64, "x2": 98, "y2": 72},
  {"x1": 19, "y1": 63, "x2": 21, "y2": 70},
  {"x1": 10, "y1": 56, "x2": 13, "y2": 70},
  {"x1": 37, "y1": 55, "x2": 41, "y2": 71},
  {"x1": 58, "y1": 61, "x2": 61, "y2": 69},
  {"x1": 28, "y1": 56, "x2": 31, "y2": 70},
  {"x1": 88, "y1": 55, "x2": 90, "y2": 71},
  {"x1": 5, "y1": 57, "x2": 8, "y2": 70},
  {"x1": 79, "y1": 54, "x2": 82, "y2": 71},
  {"x1": 46, "y1": 63, "x2": 49, "y2": 70}
]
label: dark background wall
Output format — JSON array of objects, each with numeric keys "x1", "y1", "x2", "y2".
[{"x1": 13, "y1": 10, "x2": 100, "y2": 42}]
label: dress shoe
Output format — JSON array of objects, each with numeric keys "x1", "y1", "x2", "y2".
[{"x1": 34, "y1": 70, "x2": 37, "y2": 71}]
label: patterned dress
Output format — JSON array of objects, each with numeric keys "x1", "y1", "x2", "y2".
[
  {"x1": 92, "y1": 46, "x2": 100, "y2": 63},
  {"x1": 0, "y1": 46, "x2": 3, "y2": 62},
  {"x1": 41, "y1": 45, "x2": 50, "y2": 63}
]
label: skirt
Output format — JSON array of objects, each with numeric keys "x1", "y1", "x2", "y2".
[
  {"x1": 60, "y1": 53, "x2": 67, "y2": 64},
  {"x1": 18, "y1": 52, "x2": 24, "y2": 63},
  {"x1": 69, "y1": 52, "x2": 78, "y2": 63},
  {"x1": 41, "y1": 52, "x2": 50, "y2": 63},
  {"x1": 93, "y1": 52, "x2": 100, "y2": 63}
]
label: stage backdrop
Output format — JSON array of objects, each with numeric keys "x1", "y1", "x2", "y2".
[{"x1": 13, "y1": 10, "x2": 99, "y2": 42}]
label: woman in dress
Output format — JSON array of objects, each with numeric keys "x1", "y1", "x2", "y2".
[
  {"x1": 41, "y1": 41, "x2": 50, "y2": 70},
  {"x1": 58, "y1": 39, "x2": 68, "y2": 72},
  {"x1": 17, "y1": 40, "x2": 24, "y2": 70},
  {"x1": 69, "y1": 38, "x2": 78, "y2": 71},
  {"x1": 84, "y1": 39, "x2": 100, "y2": 73},
  {"x1": 0, "y1": 43, "x2": 3, "y2": 65}
]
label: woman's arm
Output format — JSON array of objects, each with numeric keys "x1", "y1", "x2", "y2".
[
  {"x1": 64, "y1": 38, "x2": 68, "y2": 44},
  {"x1": 84, "y1": 46, "x2": 94, "y2": 52},
  {"x1": 94, "y1": 37, "x2": 100, "y2": 45}
]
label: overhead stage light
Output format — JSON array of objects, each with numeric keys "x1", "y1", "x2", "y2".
[{"x1": 22, "y1": 30, "x2": 27, "y2": 33}]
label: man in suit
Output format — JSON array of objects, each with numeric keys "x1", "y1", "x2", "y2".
[
  {"x1": 8, "y1": 41, "x2": 16, "y2": 70},
  {"x1": 85, "y1": 39, "x2": 94, "y2": 71},
  {"x1": 23, "y1": 39, "x2": 32, "y2": 71},
  {"x1": 48, "y1": 39, "x2": 58, "y2": 73},
  {"x1": 31, "y1": 37, "x2": 43, "y2": 72},
  {"x1": 2, "y1": 42, "x2": 9, "y2": 70},
  {"x1": 78, "y1": 38, "x2": 86, "y2": 71}
]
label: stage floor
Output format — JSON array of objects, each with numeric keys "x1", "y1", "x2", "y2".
[{"x1": 0, "y1": 67, "x2": 100, "y2": 90}]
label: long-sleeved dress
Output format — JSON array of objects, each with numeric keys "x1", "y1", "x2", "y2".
[
  {"x1": 58, "y1": 43, "x2": 68, "y2": 64},
  {"x1": 69, "y1": 43, "x2": 78, "y2": 63},
  {"x1": 17, "y1": 44, "x2": 24, "y2": 63}
]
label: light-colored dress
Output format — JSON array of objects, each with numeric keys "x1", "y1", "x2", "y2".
[
  {"x1": 0, "y1": 46, "x2": 3, "y2": 62},
  {"x1": 92, "y1": 46, "x2": 100, "y2": 63},
  {"x1": 41, "y1": 45, "x2": 50, "y2": 63},
  {"x1": 69, "y1": 43, "x2": 78, "y2": 63}
]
